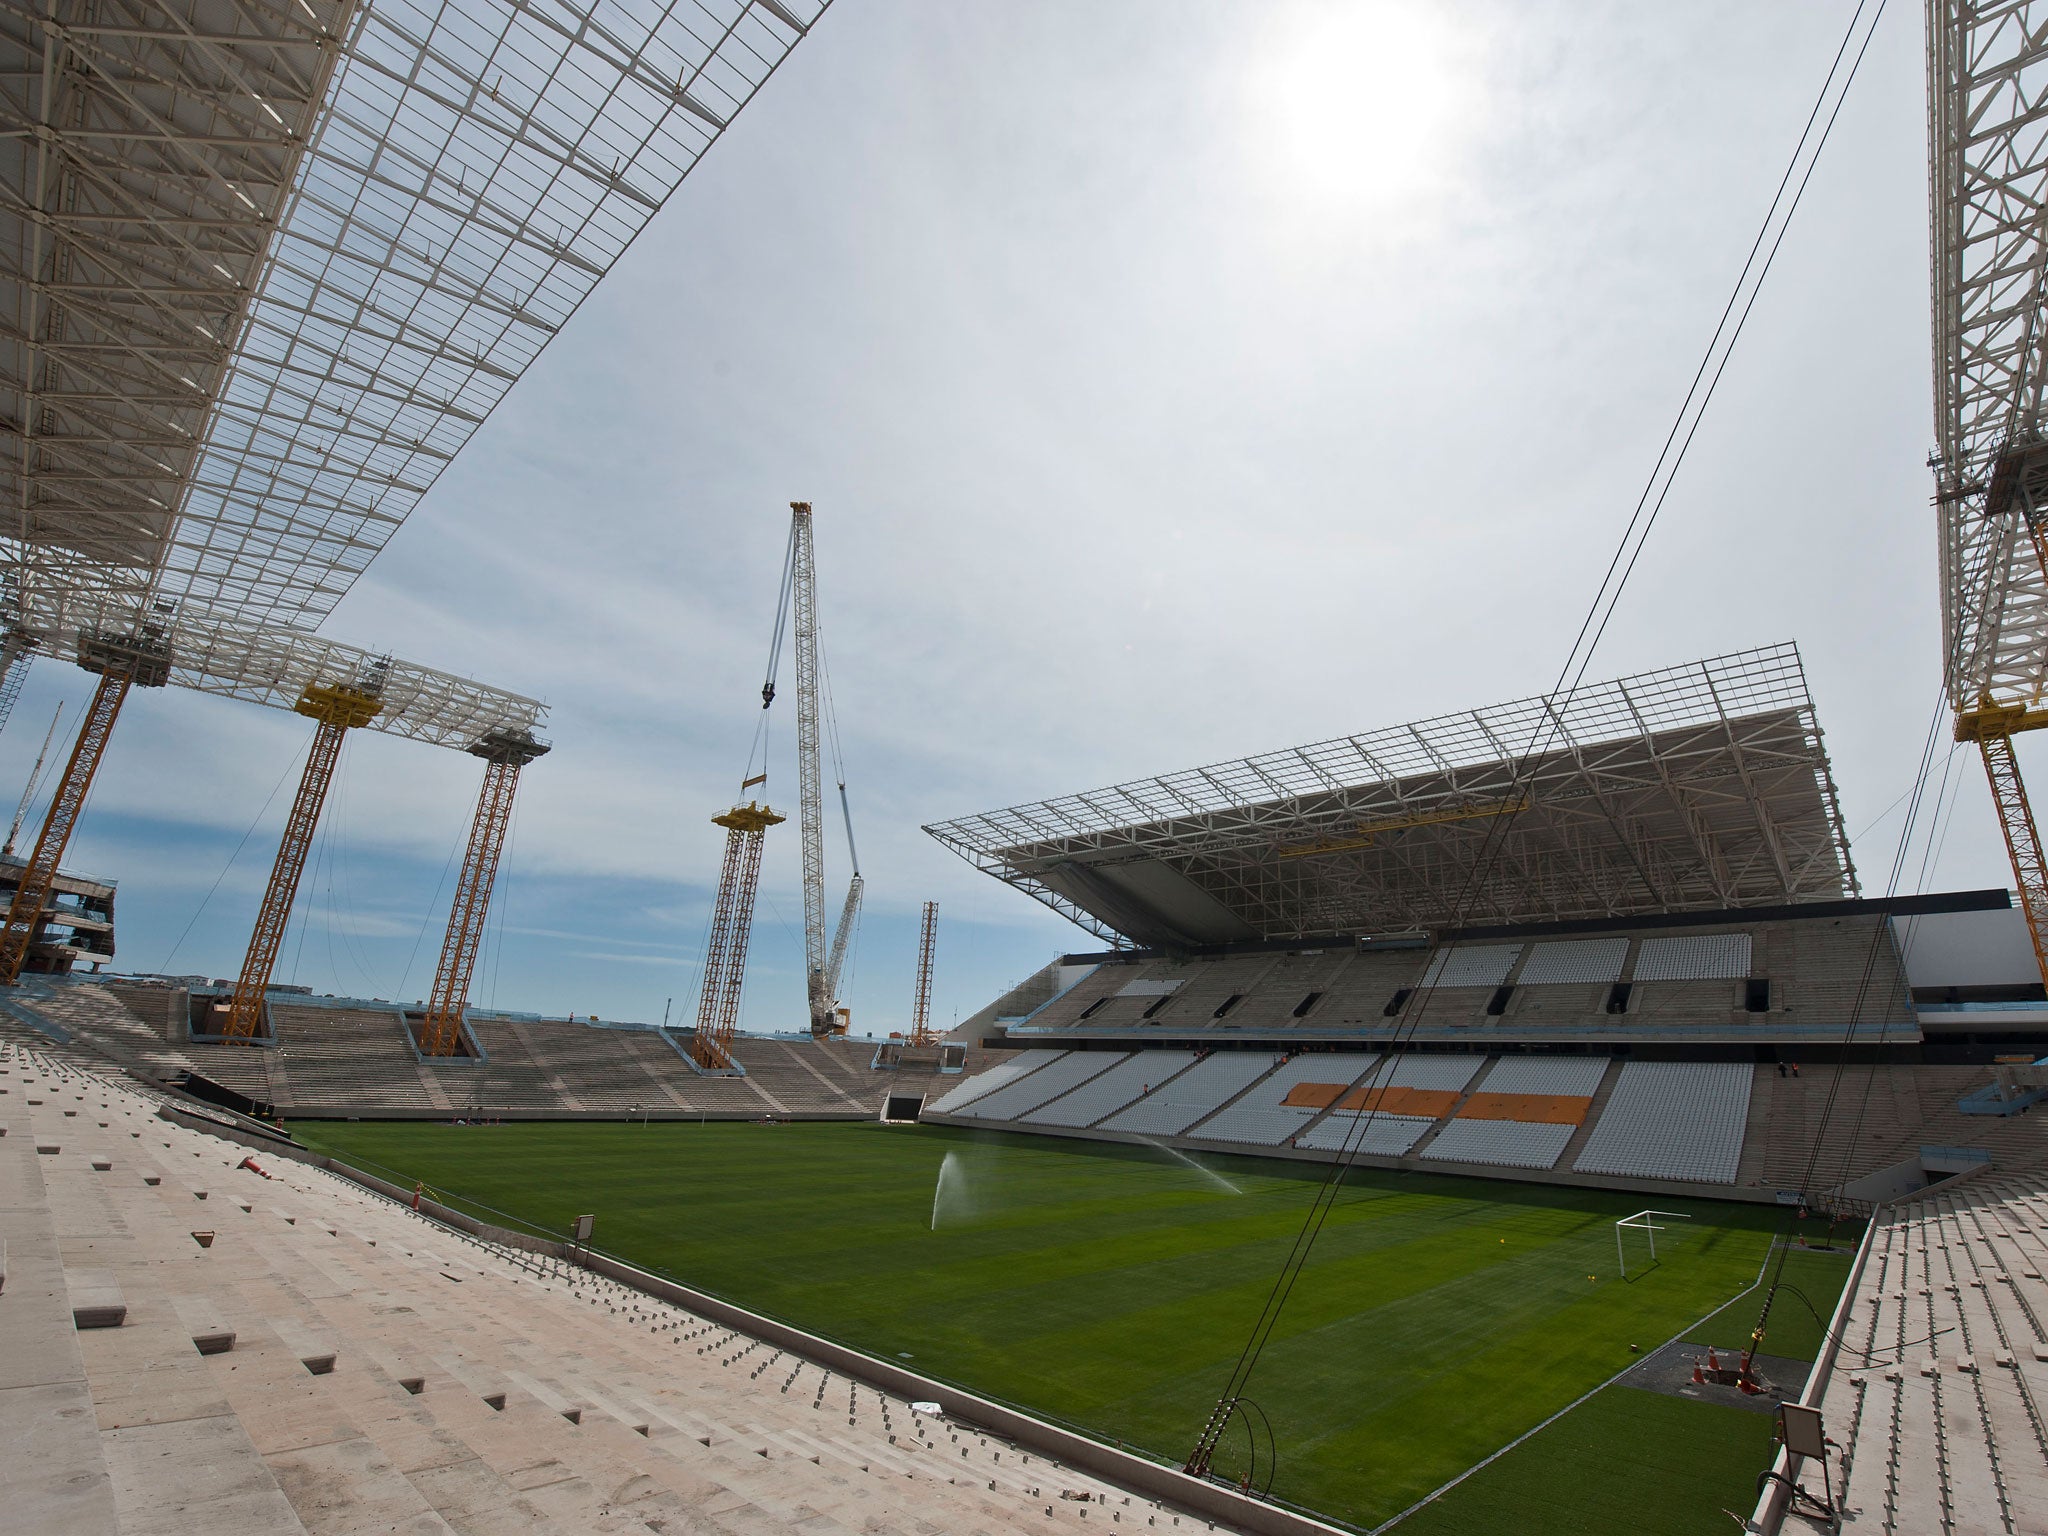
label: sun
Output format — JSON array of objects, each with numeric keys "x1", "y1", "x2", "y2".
[{"x1": 1242, "y1": 0, "x2": 1478, "y2": 219}]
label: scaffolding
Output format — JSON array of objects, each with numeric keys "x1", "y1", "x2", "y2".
[
  {"x1": 0, "y1": 0, "x2": 354, "y2": 612},
  {"x1": 692, "y1": 801, "x2": 783, "y2": 1069},
  {"x1": 0, "y1": 631, "x2": 33, "y2": 739},
  {"x1": 0, "y1": 619, "x2": 171, "y2": 982},
  {"x1": 0, "y1": 668, "x2": 139, "y2": 985},
  {"x1": 1929, "y1": 3, "x2": 2048, "y2": 708},
  {"x1": 167, "y1": 0, "x2": 830, "y2": 626}
]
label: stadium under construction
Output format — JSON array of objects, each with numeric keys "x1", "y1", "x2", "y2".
[{"x1": 4, "y1": 4, "x2": 2048, "y2": 1536}]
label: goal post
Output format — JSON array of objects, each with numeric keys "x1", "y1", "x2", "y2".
[{"x1": 1615, "y1": 1209, "x2": 1691, "y2": 1278}]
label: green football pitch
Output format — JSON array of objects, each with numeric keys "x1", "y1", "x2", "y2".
[{"x1": 295, "y1": 1118, "x2": 1853, "y2": 1533}]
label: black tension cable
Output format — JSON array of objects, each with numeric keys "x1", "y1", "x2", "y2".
[
  {"x1": 1740, "y1": 690, "x2": 1949, "y2": 1373},
  {"x1": 1182, "y1": 0, "x2": 1888, "y2": 1483}
]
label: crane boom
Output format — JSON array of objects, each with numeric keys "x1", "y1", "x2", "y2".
[
  {"x1": 825, "y1": 875, "x2": 862, "y2": 1002},
  {"x1": 789, "y1": 502, "x2": 834, "y2": 1035},
  {"x1": 1929, "y1": 2, "x2": 2048, "y2": 990},
  {"x1": 1929, "y1": 2, "x2": 2048, "y2": 710},
  {"x1": 823, "y1": 779, "x2": 863, "y2": 1004}
]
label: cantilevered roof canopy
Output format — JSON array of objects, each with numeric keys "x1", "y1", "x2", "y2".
[
  {"x1": 0, "y1": 0, "x2": 828, "y2": 751},
  {"x1": 926, "y1": 644, "x2": 1858, "y2": 949},
  {"x1": 2, "y1": 0, "x2": 829, "y2": 625},
  {"x1": 0, "y1": 0, "x2": 354, "y2": 598}
]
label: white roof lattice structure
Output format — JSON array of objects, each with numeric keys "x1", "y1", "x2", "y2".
[
  {"x1": 926, "y1": 644, "x2": 1857, "y2": 949},
  {"x1": 0, "y1": 0, "x2": 829, "y2": 745},
  {"x1": 1929, "y1": 2, "x2": 2048, "y2": 709},
  {"x1": 161, "y1": 0, "x2": 831, "y2": 624},
  {"x1": 0, "y1": 1, "x2": 353, "y2": 601},
  {"x1": 21, "y1": 589, "x2": 543, "y2": 746},
  {"x1": 3, "y1": 0, "x2": 830, "y2": 626}
]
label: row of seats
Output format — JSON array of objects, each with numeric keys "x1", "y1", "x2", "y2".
[
  {"x1": 1416, "y1": 935, "x2": 1751, "y2": 989},
  {"x1": 945, "y1": 1049, "x2": 1123, "y2": 1122},
  {"x1": 1420, "y1": 1119, "x2": 1575, "y2": 1169},
  {"x1": 1018, "y1": 915, "x2": 1911, "y2": 1035},
  {"x1": 935, "y1": 1047, "x2": 1763, "y2": 1186},
  {"x1": 14, "y1": 981, "x2": 959, "y2": 1119},
  {"x1": 1098, "y1": 1054, "x2": 1278, "y2": 1137},
  {"x1": 925, "y1": 1048, "x2": 1063, "y2": 1115},
  {"x1": 1024, "y1": 1050, "x2": 1197, "y2": 1128},
  {"x1": 1296, "y1": 1111, "x2": 1435, "y2": 1156},
  {"x1": 1194, "y1": 1054, "x2": 1378, "y2": 1145},
  {"x1": 1570, "y1": 1062, "x2": 1749, "y2": 1183}
]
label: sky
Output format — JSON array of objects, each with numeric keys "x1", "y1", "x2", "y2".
[{"x1": 2, "y1": 0, "x2": 2000, "y2": 1037}]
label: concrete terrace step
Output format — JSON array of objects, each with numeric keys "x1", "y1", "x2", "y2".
[{"x1": 0, "y1": 1031, "x2": 1304, "y2": 1536}]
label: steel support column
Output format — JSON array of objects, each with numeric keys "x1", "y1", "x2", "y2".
[
  {"x1": 418, "y1": 729, "x2": 548, "y2": 1056},
  {"x1": 221, "y1": 680, "x2": 382, "y2": 1041}
]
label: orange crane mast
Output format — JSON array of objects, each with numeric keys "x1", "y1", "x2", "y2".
[{"x1": 691, "y1": 799, "x2": 785, "y2": 1069}]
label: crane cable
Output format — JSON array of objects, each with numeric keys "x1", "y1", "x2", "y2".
[
  {"x1": 1184, "y1": 0, "x2": 1890, "y2": 1483},
  {"x1": 817, "y1": 632, "x2": 861, "y2": 874},
  {"x1": 745, "y1": 520, "x2": 802, "y2": 791},
  {"x1": 5, "y1": 698, "x2": 66, "y2": 857}
]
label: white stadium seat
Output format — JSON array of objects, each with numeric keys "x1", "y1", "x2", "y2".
[{"x1": 1571, "y1": 1061, "x2": 1750, "y2": 1183}]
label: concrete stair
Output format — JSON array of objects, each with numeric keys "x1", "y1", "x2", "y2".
[
  {"x1": 1554, "y1": 1058, "x2": 1626, "y2": 1171},
  {"x1": 18, "y1": 985, "x2": 909, "y2": 1121},
  {"x1": 0, "y1": 1025, "x2": 1208, "y2": 1535},
  {"x1": 1749, "y1": 1062, "x2": 2048, "y2": 1194}
]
